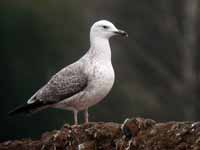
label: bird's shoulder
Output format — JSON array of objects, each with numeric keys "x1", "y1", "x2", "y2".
[{"x1": 49, "y1": 61, "x2": 87, "y2": 88}]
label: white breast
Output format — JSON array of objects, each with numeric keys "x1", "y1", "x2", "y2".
[{"x1": 81, "y1": 61, "x2": 115, "y2": 109}]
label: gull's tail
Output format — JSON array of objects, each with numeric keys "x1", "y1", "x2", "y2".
[{"x1": 8, "y1": 101, "x2": 47, "y2": 116}]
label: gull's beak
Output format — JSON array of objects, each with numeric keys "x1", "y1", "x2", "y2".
[{"x1": 114, "y1": 29, "x2": 128, "y2": 37}]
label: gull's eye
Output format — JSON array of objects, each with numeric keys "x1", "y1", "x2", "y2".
[{"x1": 102, "y1": 25, "x2": 109, "y2": 29}]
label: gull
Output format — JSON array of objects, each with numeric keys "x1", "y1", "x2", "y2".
[{"x1": 9, "y1": 20, "x2": 128, "y2": 125}]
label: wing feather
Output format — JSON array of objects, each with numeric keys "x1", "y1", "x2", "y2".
[{"x1": 28, "y1": 62, "x2": 88, "y2": 104}]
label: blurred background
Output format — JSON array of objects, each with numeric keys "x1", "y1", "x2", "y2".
[{"x1": 1, "y1": 0, "x2": 200, "y2": 141}]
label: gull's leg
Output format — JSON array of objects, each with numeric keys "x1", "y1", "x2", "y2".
[
  {"x1": 73, "y1": 110, "x2": 78, "y2": 125},
  {"x1": 84, "y1": 108, "x2": 89, "y2": 124}
]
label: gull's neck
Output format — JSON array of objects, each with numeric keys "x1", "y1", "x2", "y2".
[{"x1": 88, "y1": 36, "x2": 111, "y2": 62}]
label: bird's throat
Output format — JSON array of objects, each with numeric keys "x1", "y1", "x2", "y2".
[{"x1": 89, "y1": 37, "x2": 111, "y2": 62}]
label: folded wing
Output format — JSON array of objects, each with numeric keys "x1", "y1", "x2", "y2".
[{"x1": 9, "y1": 62, "x2": 88, "y2": 115}]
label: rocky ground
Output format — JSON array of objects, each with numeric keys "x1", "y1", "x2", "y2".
[{"x1": 1, "y1": 117, "x2": 200, "y2": 150}]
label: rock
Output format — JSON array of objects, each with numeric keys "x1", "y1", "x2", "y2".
[{"x1": 1, "y1": 118, "x2": 200, "y2": 150}]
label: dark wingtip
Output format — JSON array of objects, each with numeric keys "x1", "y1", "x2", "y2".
[
  {"x1": 8, "y1": 104, "x2": 31, "y2": 116},
  {"x1": 8, "y1": 101, "x2": 48, "y2": 116},
  {"x1": 8, "y1": 110, "x2": 15, "y2": 116}
]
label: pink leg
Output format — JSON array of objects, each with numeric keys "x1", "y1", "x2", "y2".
[
  {"x1": 73, "y1": 110, "x2": 78, "y2": 125},
  {"x1": 84, "y1": 108, "x2": 89, "y2": 124}
]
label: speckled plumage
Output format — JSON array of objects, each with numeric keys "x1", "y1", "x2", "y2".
[
  {"x1": 9, "y1": 20, "x2": 127, "y2": 124},
  {"x1": 28, "y1": 62, "x2": 88, "y2": 105}
]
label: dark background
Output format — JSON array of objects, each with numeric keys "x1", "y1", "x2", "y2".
[{"x1": 1, "y1": 0, "x2": 200, "y2": 141}]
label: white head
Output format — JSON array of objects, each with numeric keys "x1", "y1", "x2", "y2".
[{"x1": 90, "y1": 20, "x2": 128, "y2": 40}]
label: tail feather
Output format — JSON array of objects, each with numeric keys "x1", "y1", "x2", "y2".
[{"x1": 8, "y1": 101, "x2": 47, "y2": 116}]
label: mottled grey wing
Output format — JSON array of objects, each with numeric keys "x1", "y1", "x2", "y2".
[{"x1": 29, "y1": 63, "x2": 88, "y2": 104}]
